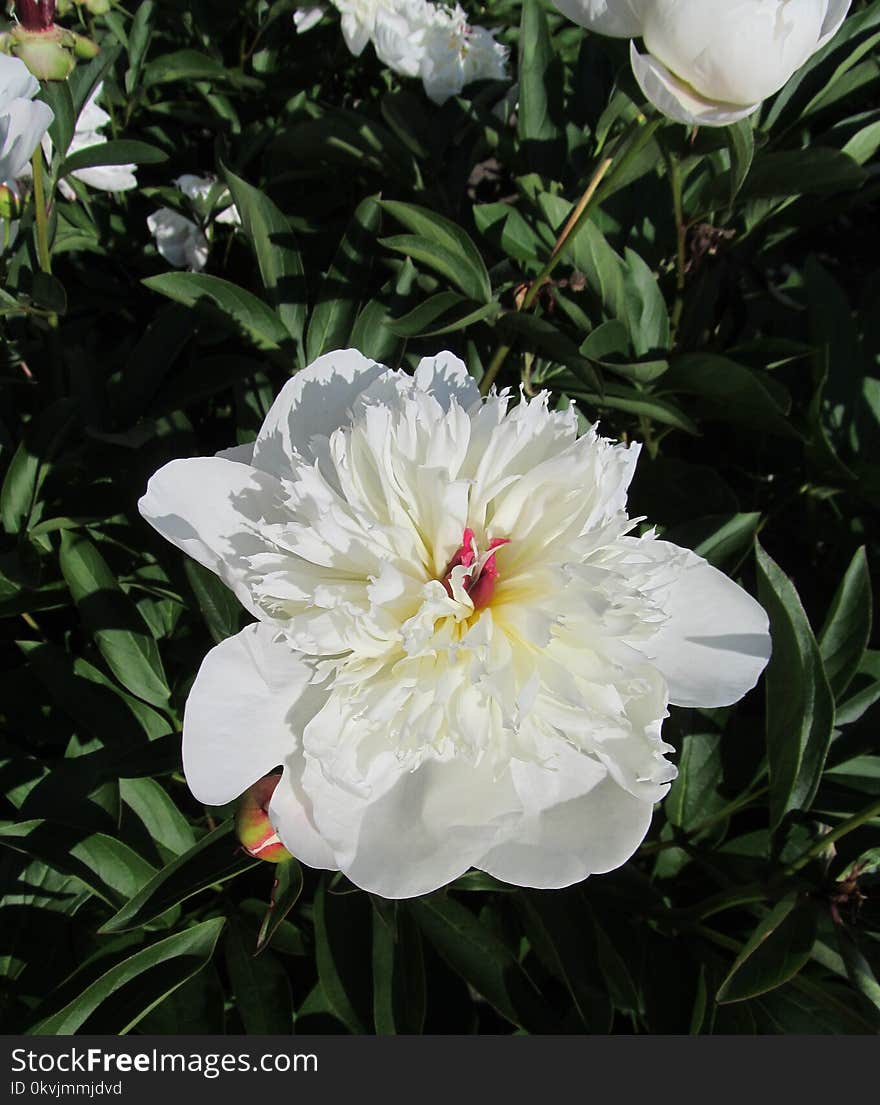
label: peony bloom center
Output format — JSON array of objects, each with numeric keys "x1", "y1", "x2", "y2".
[{"x1": 442, "y1": 527, "x2": 510, "y2": 610}]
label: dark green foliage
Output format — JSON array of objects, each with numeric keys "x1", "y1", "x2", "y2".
[{"x1": 1, "y1": 0, "x2": 878, "y2": 1036}]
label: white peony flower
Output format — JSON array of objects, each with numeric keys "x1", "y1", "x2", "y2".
[
  {"x1": 146, "y1": 208, "x2": 209, "y2": 271},
  {"x1": 293, "y1": 5, "x2": 327, "y2": 33},
  {"x1": 0, "y1": 53, "x2": 54, "y2": 183},
  {"x1": 146, "y1": 175, "x2": 240, "y2": 270},
  {"x1": 54, "y1": 82, "x2": 137, "y2": 199},
  {"x1": 174, "y1": 174, "x2": 240, "y2": 227},
  {"x1": 553, "y1": 0, "x2": 851, "y2": 126},
  {"x1": 373, "y1": 0, "x2": 435, "y2": 79},
  {"x1": 419, "y1": 4, "x2": 509, "y2": 104},
  {"x1": 139, "y1": 349, "x2": 771, "y2": 899},
  {"x1": 331, "y1": 0, "x2": 382, "y2": 55}
]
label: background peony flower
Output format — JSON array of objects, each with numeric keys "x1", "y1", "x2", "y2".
[
  {"x1": 331, "y1": 0, "x2": 381, "y2": 55},
  {"x1": 373, "y1": 0, "x2": 434, "y2": 79},
  {"x1": 53, "y1": 82, "x2": 138, "y2": 198},
  {"x1": 293, "y1": 4, "x2": 327, "y2": 33},
  {"x1": 139, "y1": 350, "x2": 771, "y2": 900},
  {"x1": 0, "y1": 52, "x2": 54, "y2": 183},
  {"x1": 146, "y1": 207, "x2": 209, "y2": 271},
  {"x1": 553, "y1": 0, "x2": 851, "y2": 126},
  {"x1": 175, "y1": 173, "x2": 241, "y2": 226},
  {"x1": 419, "y1": 5, "x2": 509, "y2": 104}
]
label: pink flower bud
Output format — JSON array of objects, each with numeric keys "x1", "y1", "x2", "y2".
[{"x1": 234, "y1": 774, "x2": 292, "y2": 864}]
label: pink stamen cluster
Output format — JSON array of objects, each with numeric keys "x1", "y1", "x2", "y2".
[{"x1": 442, "y1": 527, "x2": 510, "y2": 610}]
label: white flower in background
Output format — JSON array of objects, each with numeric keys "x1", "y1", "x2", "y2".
[
  {"x1": 146, "y1": 208, "x2": 209, "y2": 271},
  {"x1": 0, "y1": 53, "x2": 54, "y2": 183},
  {"x1": 293, "y1": 5, "x2": 326, "y2": 33},
  {"x1": 419, "y1": 5, "x2": 509, "y2": 104},
  {"x1": 332, "y1": 0, "x2": 382, "y2": 54},
  {"x1": 55, "y1": 82, "x2": 137, "y2": 199},
  {"x1": 373, "y1": 0, "x2": 434, "y2": 79},
  {"x1": 553, "y1": 0, "x2": 851, "y2": 126},
  {"x1": 147, "y1": 175, "x2": 240, "y2": 271},
  {"x1": 175, "y1": 174, "x2": 241, "y2": 227},
  {"x1": 139, "y1": 349, "x2": 771, "y2": 899}
]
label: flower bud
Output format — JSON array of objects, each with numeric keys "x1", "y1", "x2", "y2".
[
  {"x1": 0, "y1": 184, "x2": 23, "y2": 221},
  {"x1": 234, "y1": 774, "x2": 292, "y2": 863},
  {"x1": 10, "y1": 28, "x2": 75, "y2": 80}
]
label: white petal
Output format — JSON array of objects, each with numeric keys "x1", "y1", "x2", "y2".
[
  {"x1": 304, "y1": 747, "x2": 521, "y2": 898},
  {"x1": 138, "y1": 456, "x2": 289, "y2": 618},
  {"x1": 215, "y1": 442, "x2": 255, "y2": 464},
  {"x1": 0, "y1": 53, "x2": 40, "y2": 104},
  {"x1": 633, "y1": 539, "x2": 771, "y2": 708},
  {"x1": 414, "y1": 351, "x2": 480, "y2": 409},
  {"x1": 252, "y1": 348, "x2": 387, "y2": 477},
  {"x1": 478, "y1": 747, "x2": 656, "y2": 887},
  {"x1": 630, "y1": 44, "x2": 761, "y2": 127},
  {"x1": 551, "y1": 0, "x2": 646, "y2": 37},
  {"x1": 269, "y1": 758, "x2": 339, "y2": 872},
  {"x1": 818, "y1": 0, "x2": 851, "y2": 48},
  {"x1": 183, "y1": 623, "x2": 324, "y2": 805},
  {"x1": 0, "y1": 99, "x2": 54, "y2": 182}
]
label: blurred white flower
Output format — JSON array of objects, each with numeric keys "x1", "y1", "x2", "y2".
[
  {"x1": 146, "y1": 209, "x2": 209, "y2": 271},
  {"x1": 332, "y1": 0, "x2": 381, "y2": 55},
  {"x1": 553, "y1": 0, "x2": 851, "y2": 126},
  {"x1": 0, "y1": 53, "x2": 54, "y2": 183},
  {"x1": 174, "y1": 173, "x2": 241, "y2": 227},
  {"x1": 139, "y1": 349, "x2": 771, "y2": 899},
  {"x1": 54, "y1": 82, "x2": 137, "y2": 199},
  {"x1": 373, "y1": 0, "x2": 434, "y2": 78},
  {"x1": 419, "y1": 4, "x2": 509, "y2": 104},
  {"x1": 147, "y1": 174, "x2": 240, "y2": 270},
  {"x1": 293, "y1": 5, "x2": 327, "y2": 33}
]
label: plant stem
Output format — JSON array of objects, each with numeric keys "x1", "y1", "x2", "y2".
[
  {"x1": 31, "y1": 149, "x2": 52, "y2": 275},
  {"x1": 479, "y1": 116, "x2": 663, "y2": 397},
  {"x1": 784, "y1": 797, "x2": 880, "y2": 877},
  {"x1": 665, "y1": 146, "x2": 687, "y2": 341}
]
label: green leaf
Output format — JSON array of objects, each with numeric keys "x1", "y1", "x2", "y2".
[
  {"x1": 119, "y1": 778, "x2": 196, "y2": 858},
  {"x1": 836, "y1": 926, "x2": 880, "y2": 1014},
  {"x1": 716, "y1": 896, "x2": 818, "y2": 1003},
  {"x1": 184, "y1": 559, "x2": 243, "y2": 644},
  {"x1": 40, "y1": 80, "x2": 76, "y2": 160},
  {"x1": 256, "y1": 859, "x2": 304, "y2": 955},
  {"x1": 518, "y1": 891, "x2": 612, "y2": 1031},
  {"x1": 100, "y1": 821, "x2": 257, "y2": 933},
  {"x1": 306, "y1": 195, "x2": 381, "y2": 362},
  {"x1": 225, "y1": 921, "x2": 293, "y2": 1034},
  {"x1": 517, "y1": 0, "x2": 563, "y2": 174},
  {"x1": 314, "y1": 879, "x2": 372, "y2": 1034},
  {"x1": 756, "y1": 543, "x2": 836, "y2": 830},
  {"x1": 59, "y1": 531, "x2": 170, "y2": 708},
  {"x1": 0, "y1": 821, "x2": 156, "y2": 908},
  {"x1": 380, "y1": 201, "x2": 491, "y2": 303},
  {"x1": 726, "y1": 118, "x2": 755, "y2": 204},
  {"x1": 371, "y1": 901, "x2": 426, "y2": 1035},
  {"x1": 498, "y1": 312, "x2": 601, "y2": 392},
  {"x1": 60, "y1": 140, "x2": 168, "y2": 178},
  {"x1": 665, "y1": 731, "x2": 724, "y2": 833},
  {"x1": 29, "y1": 918, "x2": 225, "y2": 1034},
  {"x1": 741, "y1": 149, "x2": 866, "y2": 199},
  {"x1": 569, "y1": 382, "x2": 699, "y2": 435},
  {"x1": 143, "y1": 273, "x2": 291, "y2": 351},
  {"x1": 143, "y1": 50, "x2": 230, "y2": 87},
  {"x1": 662, "y1": 355, "x2": 797, "y2": 438},
  {"x1": 409, "y1": 894, "x2": 557, "y2": 1032},
  {"x1": 222, "y1": 166, "x2": 306, "y2": 350},
  {"x1": 819, "y1": 546, "x2": 872, "y2": 700}
]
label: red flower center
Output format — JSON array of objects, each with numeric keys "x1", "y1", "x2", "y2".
[{"x1": 442, "y1": 527, "x2": 510, "y2": 611}]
